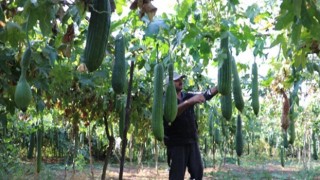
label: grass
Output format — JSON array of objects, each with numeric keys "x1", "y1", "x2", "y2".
[
  {"x1": 205, "y1": 154, "x2": 320, "y2": 180},
  {"x1": 2, "y1": 153, "x2": 320, "y2": 180}
]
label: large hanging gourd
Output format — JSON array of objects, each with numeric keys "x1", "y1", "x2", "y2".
[
  {"x1": 82, "y1": 0, "x2": 111, "y2": 72},
  {"x1": 151, "y1": 63, "x2": 164, "y2": 141},
  {"x1": 235, "y1": 114, "x2": 243, "y2": 157},
  {"x1": 251, "y1": 61, "x2": 259, "y2": 116},
  {"x1": 15, "y1": 70, "x2": 32, "y2": 112},
  {"x1": 218, "y1": 33, "x2": 231, "y2": 95},
  {"x1": 164, "y1": 63, "x2": 178, "y2": 123},
  {"x1": 112, "y1": 32, "x2": 126, "y2": 94},
  {"x1": 232, "y1": 57, "x2": 244, "y2": 113},
  {"x1": 220, "y1": 93, "x2": 232, "y2": 120}
]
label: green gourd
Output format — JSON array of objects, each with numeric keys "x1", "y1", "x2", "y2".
[
  {"x1": 208, "y1": 112, "x2": 214, "y2": 137},
  {"x1": 218, "y1": 34, "x2": 231, "y2": 95},
  {"x1": 14, "y1": 71, "x2": 32, "y2": 111},
  {"x1": 280, "y1": 147, "x2": 285, "y2": 167},
  {"x1": 151, "y1": 63, "x2": 164, "y2": 141},
  {"x1": 283, "y1": 130, "x2": 288, "y2": 149},
  {"x1": 112, "y1": 32, "x2": 126, "y2": 94},
  {"x1": 214, "y1": 119, "x2": 221, "y2": 145},
  {"x1": 251, "y1": 62, "x2": 259, "y2": 116},
  {"x1": 27, "y1": 129, "x2": 35, "y2": 159},
  {"x1": 164, "y1": 63, "x2": 177, "y2": 123},
  {"x1": 220, "y1": 93, "x2": 232, "y2": 120},
  {"x1": 20, "y1": 45, "x2": 32, "y2": 69},
  {"x1": 36, "y1": 120, "x2": 43, "y2": 173},
  {"x1": 232, "y1": 57, "x2": 244, "y2": 113},
  {"x1": 312, "y1": 132, "x2": 318, "y2": 160},
  {"x1": 235, "y1": 114, "x2": 243, "y2": 157},
  {"x1": 119, "y1": 102, "x2": 125, "y2": 139},
  {"x1": 82, "y1": 0, "x2": 111, "y2": 72},
  {"x1": 288, "y1": 99, "x2": 295, "y2": 145},
  {"x1": 0, "y1": 5, "x2": 4, "y2": 22}
]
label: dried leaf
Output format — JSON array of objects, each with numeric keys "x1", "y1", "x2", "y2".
[
  {"x1": 62, "y1": 24, "x2": 74, "y2": 43},
  {"x1": 130, "y1": 0, "x2": 138, "y2": 10},
  {"x1": 281, "y1": 89, "x2": 290, "y2": 130},
  {"x1": 143, "y1": 2, "x2": 157, "y2": 21},
  {"x1": 147, "y1": 11, "x2": 156, "y2": 21},
  {"x1": 138, "y1": 0, "x2": 144, "y2": 9}
]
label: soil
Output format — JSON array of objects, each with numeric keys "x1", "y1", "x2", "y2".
[
  {"x1": 12, "y1": 157, "x2": 320, "y2": 180},
  {"x1": 38, "y1": 161, "x2": 320, "y2": 180}
]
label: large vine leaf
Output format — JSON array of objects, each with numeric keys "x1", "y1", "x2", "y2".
[
  {"x1": 42, "y1": 45, "x2": 58, "y2": 66},
  {"x1": 293, "y1": 49, "x2": 306, "y2": 67},
  {"x1": 245, "y1": 4, "x2": 260, "y2": 24},
  {"x1": 115, "y1": 0, "x2": 126, "y2": 15},
  {"x1": 62, "y1": 1, "x2": 86, "y2": 25},
  {"x1": 291, "y1": 21, "x2": 302, "y2": 45},
  {"x1": 0, "y1": 5, "x2": 5, "y2": 22},
  {"x1": 144, "y1": 19, "x2": 168, "y2": 38},
  {"x1": 5, "y1": 22, "x2": 24, "y2": 47},
  {"x1": 274, "y1": 0, "x2": 294, "y2": 30},
  {"x1": 300, "y1": 0, "x2": 312, "y2": 29},
  {"x1": 176, "y1": 0, "x2": 193, "y2": 20},
  {"x1": 23, "y1": 0, "x2": 57, "y2": 36}
]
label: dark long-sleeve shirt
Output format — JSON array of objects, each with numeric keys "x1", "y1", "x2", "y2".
[{"x1": 163, "y1": 89, "x2": 214, "y2": 146}]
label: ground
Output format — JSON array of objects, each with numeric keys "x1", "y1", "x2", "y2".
[{"x1": 13, "y1": 156, "x2": 320, "y2": 180}]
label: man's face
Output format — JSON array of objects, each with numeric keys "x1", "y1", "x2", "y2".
[{"x1": 174, "y1": 78, "x2": 183, "y2": 92}]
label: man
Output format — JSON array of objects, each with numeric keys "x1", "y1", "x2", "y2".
[{"x1": 164, "y1": 72, "x2": 219, "y2": 180}]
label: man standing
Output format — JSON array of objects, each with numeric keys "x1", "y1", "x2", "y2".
[{"x1": 164, "y1": 72, "x2": 219, "y2": 180}]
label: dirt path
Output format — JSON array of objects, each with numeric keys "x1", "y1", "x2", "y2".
[
  {"x1": 15, "y1": 159, "x2": 320, "y2": 180},
  {"x1": 46, "y1": 162, "x2": 319, "y2": 180}
]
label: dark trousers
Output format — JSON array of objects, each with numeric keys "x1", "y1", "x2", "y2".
[{"x1": 167, "y1": 142, "x2": 203, "y2": 180}]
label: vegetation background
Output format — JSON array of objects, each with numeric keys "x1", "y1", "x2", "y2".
[{"x1": 0, "y1": 0, "x2": 320, "y2": 179}]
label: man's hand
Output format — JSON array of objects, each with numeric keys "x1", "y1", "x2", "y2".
[
  {"x1": 188, "y1": 94, "x2": 206, "y2": 105},
  {"x1": 177, "y1": 94, "x2": 205, "y2": 116},
  {"x1": 210, "y1": 86, "x2": 219, "y2": 95}
]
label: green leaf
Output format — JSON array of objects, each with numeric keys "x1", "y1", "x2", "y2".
[
  {"x1": 36, "y1": 99, "x2": 45, "y2": 112},
  {"x1": 172, "y1": 29, "x2": 187, "y2": 49},
  {"x1": 307, "y1": 0, "x2": 320, "y2": 23},
  {"x1": 42, "y1": 45, "x2": 58, "y2": 65},
  {"x1": 144, "y1": 19, "x2": 168, "y2": 38},
  {"x1": 275, "y1": 12, "x2": 294, "y2": 30},
  {"x1": 199, "y1": 40, "x2": 210, "y2": 55},
  {"x1": 22, "y1": 1, "x2": 37, "y2": 31},
  {"x1": 293, "y1": 49, "x2": 306, "y2": 67},
  {"x1": 242, "y1": 24, "x2": 256, "y2": 47},
  {"x1": 5, "y1": 22, "x2": 24, "y2": 47},
  {"x1": 309, "y1": 23, "x2": 320, "y2": 40},
  {"x1": 274, "y1": 0, "x2": 294, "y2": 30},
  {"x1": 39, "y1": 17, "x2": 52, "y2": 36},
  {"x1": 293, "y1": 0, "x2": 302, "y2": 17},
  {"x1": 62, "y1": 4, "x2": 84, "y2": 25},
  {"x1": 291, "y1": 21, "x2": 302, "y2": 45},
  {"x1": 177, "y1": 0, "x2": 193, "y2": 20},
  {"x1": 253, "y1": 38, "x2": 265, "y2": 57},
  {"x1": 260, "y1": 76, "x2": 274, "y2": 87},
  {"x1": 228, "y1": 0, "x2": 239, "y2": 5},
  {"x1": 202, "y1": 57, "x2": 209, "y2": 67},
  {"x1": 183, "y1": 25, "x2": 199, "y2": 48},
  {"x1": 190, "y1": 48, "x2": 200, "y2": 62},
  {"x1": 245, "y1": 4, "x2": 260, "y2": 24},
  {"x1": 115, "y1": 0, "x2": 126, "y2": 15},
  {"x1": 300, "y1": 0, "x2": 312, "y2": 29},
  {"x1": 270, "y1": 34, "x2": 285, "y2": 48},
  {"x1": 0, "y1": 5, "x2": 5, "y2": 22},
  {"x1": 39, "y1": 3, "x2": 57, "y2": 36}
]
